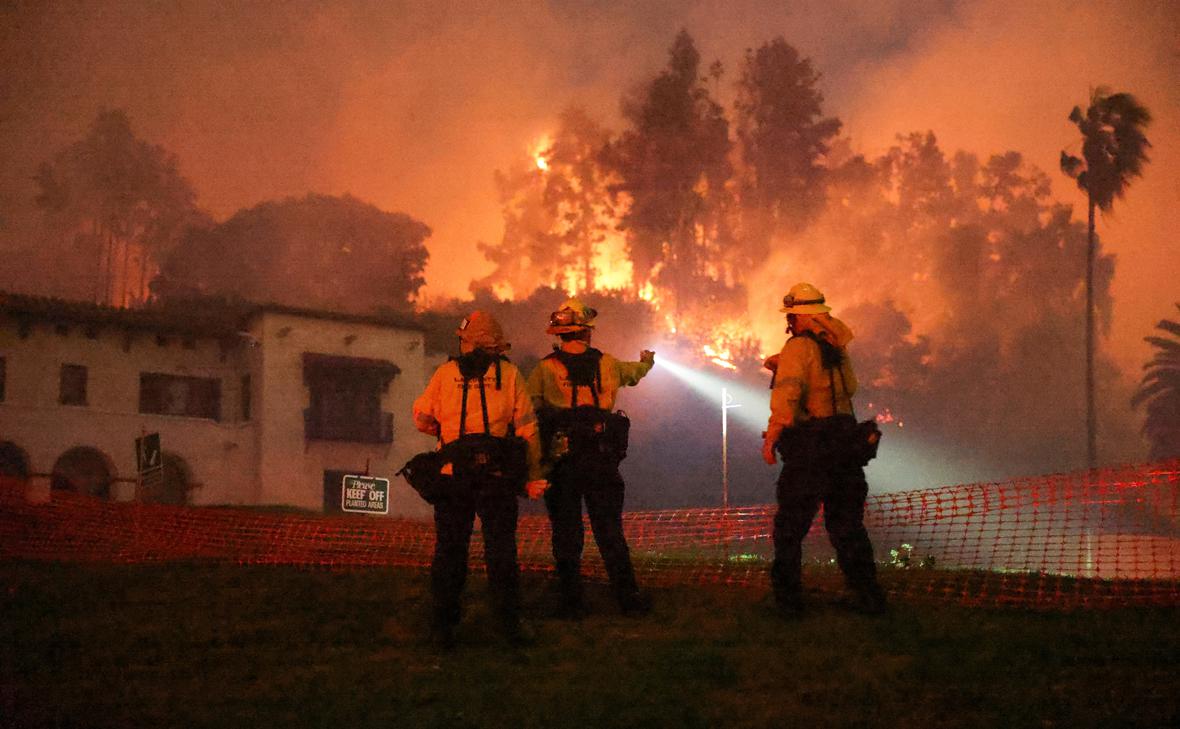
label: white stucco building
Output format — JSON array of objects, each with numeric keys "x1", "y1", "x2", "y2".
[{"x1": 0, "y1": 292, "x2": 434, "y2": 517}]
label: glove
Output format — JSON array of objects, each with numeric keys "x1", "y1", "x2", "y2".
[
  {"x1": 640, "y1": 349, "x2": 655, "y2": 365},
  {"x1": 762, "y1": 353, "x2": 780, "y2": 373},
  {"x1": 414, "y1": 413, "x2": 440, "y2": 437},
  {"x1": 762, "y1": 423, "x2": 785, "y2": 466},
  {"x1": 761, "y1": 438, "x2": 778, "y2": 465},
  {"x1": 525, "y1": 479, "x2": 550, "y2": 499}
]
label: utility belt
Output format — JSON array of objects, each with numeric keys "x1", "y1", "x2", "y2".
[
  {"x1": 539, "y1": 406, "x2": 630, "y2": 464},
  {"x1": 442, "y1": 433, "x2": 528, "y2": 484},
  {"x1": 397, "y1": 434, "x2": 528, "y2": 506},
  {"x1": 774, "y1": 333, "x2": 882, "y2": 468},
  {"x1": 776, "y1": 414, "x2": 881, "y2": 468}
]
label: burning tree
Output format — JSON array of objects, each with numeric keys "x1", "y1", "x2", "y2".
[
  {"x1": 475, "y1": 107, "x2": 624, "y2": 298},
  {"x1": 604, "y1": 30, "x2": 734, "y2": 317},
  {"x1": 471, "y1": 30, "x2": 1143, "y2": 476}
]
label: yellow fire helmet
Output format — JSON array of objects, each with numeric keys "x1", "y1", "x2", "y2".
[
  {"x1": 456, "y1": 310, "x2": 510, "y2": 352},
  {"x1": 779, "y1": 282, "x2": 832, "y2": 314},
  {"x1": 546, "y1": 297, "x2": 598, "y2": 335}
]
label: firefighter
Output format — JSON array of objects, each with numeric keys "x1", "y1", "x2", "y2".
[
  {"x1": 527, "y1": 297, "x2": 655, "y2": 617},
  {"x1": 412, "y1": 311, "x2": 548, "y2": 649},
  {"x1": 763, "y1": 283, "x2": 887, "y2": 617}
]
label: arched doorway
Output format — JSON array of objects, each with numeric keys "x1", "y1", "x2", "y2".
[
  {"x1": 51, "y1": 447, "x2": 113, "y2": 498},
  {"x1": 139, "y1": 452, "x2": 190, "y2": 505},
  {"x1": 0, "y1": 441, "x2": 29, "y2": 491}
]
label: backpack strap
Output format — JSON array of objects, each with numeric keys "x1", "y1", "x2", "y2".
[
  {"x1": 456, "y1": 356, "x2": 495, "y2": 437},
  {"x1": 549, "y1": 348, "x2": 603, "y2": 409},
  {"x1": 795, "y1": 331, "x2": 855, "y2": 419}
]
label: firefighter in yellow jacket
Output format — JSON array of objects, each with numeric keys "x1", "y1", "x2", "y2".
[
  {"x1": 763, "y1": 283, "x2": 886, "y2": 617},
  {"x1": 527, "y1": 298, "x2": 655, "y2": 617},
  {"x1": 412, "y1": 311, "x2": 546, "y2": 648}
]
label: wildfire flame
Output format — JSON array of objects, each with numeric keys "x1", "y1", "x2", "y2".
[
  {"x1": 702, "y1": 343, "x2": 738, "y2": 371},
  {"x1": 866, "y1": 402, "x2": 905, "y2": 428},
  {"x1": 531, "y1": 134, "x2": 552, "y2": 172}
]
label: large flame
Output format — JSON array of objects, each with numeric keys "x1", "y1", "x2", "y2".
[{"x1": 531, "y1": 134, "x2": 552, "y2": 172}]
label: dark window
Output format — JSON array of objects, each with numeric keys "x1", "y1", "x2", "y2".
[
  {"x1": 241, "y1": 374, "x2": 252, "y2": 421},
  {"x1": 60, "y1": 364, "x2": 88, "y2": 406},
  {"x1": 0, "y1": 357, "x2": 6, "y2": 402},
  {"x1": 303, "y1": 354, "x2": 398, "y2": 443},
  {"x1": 138, "y1": 373, "x2": 222, "y2": 421}
]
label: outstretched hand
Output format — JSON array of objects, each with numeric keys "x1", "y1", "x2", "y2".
[{"x1": 640, "y1": 349, "x2": 655, "y2": 365}]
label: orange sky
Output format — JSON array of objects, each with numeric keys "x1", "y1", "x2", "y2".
[{"x1": 1, "y1": 0, "x2": 1176, "y2": 373}]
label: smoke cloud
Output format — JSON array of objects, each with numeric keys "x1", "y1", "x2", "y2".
[{"x1": 2, "y1": 1, "x2": 1174, "y2": 371}]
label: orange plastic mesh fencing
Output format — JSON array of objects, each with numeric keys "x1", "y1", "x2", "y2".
[{"x1": 2, "y1": 461, "x2": 1178, "y2": 609}]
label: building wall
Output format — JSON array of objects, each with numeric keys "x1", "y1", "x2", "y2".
[
  {"x1": 252, "y1": 311, "x2": 434, "y2": 518},
  {"x1": 0, "y1": 308, "x2": 436, "y2": 517},
  {"x1": 0, "y1": 314, "x2": 257, "y2": 504}
]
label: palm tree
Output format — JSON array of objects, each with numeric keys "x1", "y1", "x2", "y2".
[
  {"x1": 1060, "y1": 88, "x2": 1151, "y2": 469},
  {"x1": 1131, "y1": 305, "x2": 1180, "y2": 461}
]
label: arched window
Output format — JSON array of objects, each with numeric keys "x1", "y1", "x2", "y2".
[
  {"x1": 51, "y1": 447, "x2": 113, "y2": 499},
  {"x1": 0, "y1": 441, "x2": 29, "y2": 490}
]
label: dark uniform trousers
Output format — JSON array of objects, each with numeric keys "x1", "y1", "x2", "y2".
[
  {"x1": 771, "y1": 449, "x2": 879, "y2": 604},
  {"x1": 544, "y1": 458, "x2": 640, "y2": 605},
  {"x1": 431, "y1": 474, "x2": 520, "y2": 630}
]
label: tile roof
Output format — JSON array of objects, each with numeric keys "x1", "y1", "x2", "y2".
[{"x1": 0, "y1": 291, "x2": 424, "y2": 337}]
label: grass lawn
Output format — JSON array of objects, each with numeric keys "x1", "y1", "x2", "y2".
[{"x1": 2, "y1": 561, "x2": 1178, "y2": 729}]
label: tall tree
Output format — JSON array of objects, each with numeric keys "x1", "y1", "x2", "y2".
[
  {"x1": 734, "y1": 37, "x2": 842, "y2": 252},
  {"x1": 155, "y1": 193, "x2": 430, "y2": 313},
  {"x1": 1060, "y1": 88, "x2": 1152, "y2": 468},
  {"x1": 475, "y1": 107, "x2": 620, "y2": 298},
  {"x1": 34, "y1": 109, "x2": 203, "y2": 306},
  {"x1": 605, "y1": 30, "x2": 732, "y2": 315},
  {"x1": 1131, "y1": 305, "x2": 1180, "y2": 461}
]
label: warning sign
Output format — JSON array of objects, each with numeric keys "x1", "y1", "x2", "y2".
[{"x1": 341, "y1": 474, "x2": 390, "y2": 515}]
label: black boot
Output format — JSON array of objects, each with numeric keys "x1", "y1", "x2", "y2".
[
  {"x1": 774, "y1": 585, "x2": 805, "y2": 620},
  {"x1": 617, "y1": 589, "x2": 652, "y2": 617},
  {"x1": 851, "y1": 584, "x2": 888, "y2": 615},
  {"x1": 501, "y1": 615, "x2": 537, "y2": 647},
  {"x1": 553, "y1": 568, "x2": 587, "y2": 620}
]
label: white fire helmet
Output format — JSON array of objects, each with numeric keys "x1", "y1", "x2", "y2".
[
  {"x1": 546, "y1": 297, "x2": 598, "y2": 335},
  {"x1": 779, "y1": 282, "x2": 832, "y2": 314}
]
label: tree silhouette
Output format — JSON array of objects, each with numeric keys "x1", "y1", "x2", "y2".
[
  {"x1": 605, "y1": 30, "x2": 732, "y2": 316},
  {"x1": 155, "y1": 193, "x2": 429, "y2": 313},
  {"x1": 734, "y1": 37, "x2": 842, "y2": 248},
  {"x1": 34, "y1": 109, "x2": 203, "y2": 306},
  {"x1": 1131, "y1": 305, "x2": 1180, "y2": 461},
  {"x1": 1060, "y1": 88, "x2": 1152, "y2": 468}
]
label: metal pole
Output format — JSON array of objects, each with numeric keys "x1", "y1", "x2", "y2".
[{"x1": 721, "y1": 387, "x2": 729, "y2": 511}]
